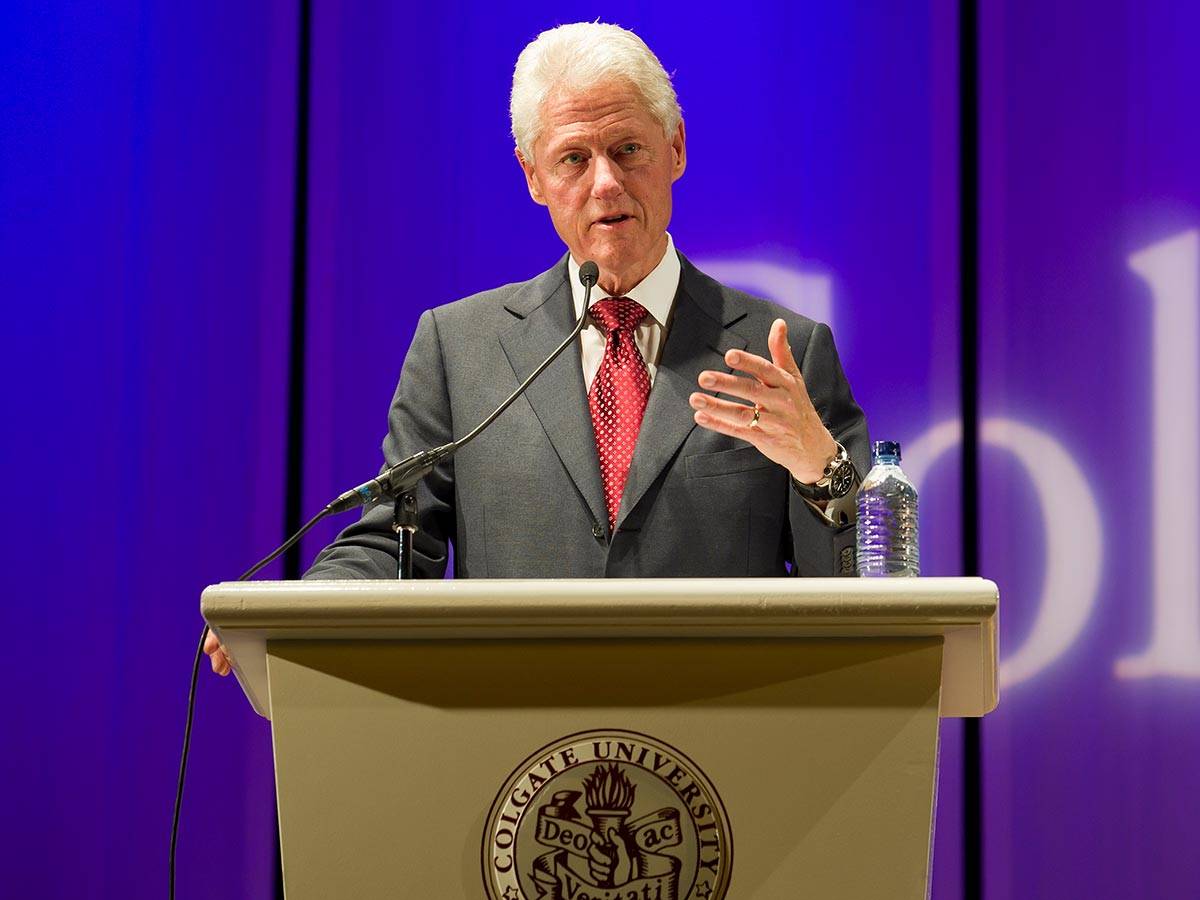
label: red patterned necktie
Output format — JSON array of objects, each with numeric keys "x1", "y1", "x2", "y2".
[{"x1": 588, "y1": 297, "x2": 652, "y2": 530}]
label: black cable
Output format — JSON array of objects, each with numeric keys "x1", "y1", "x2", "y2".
[
  {"x1": 239, "y1": 507, "x2": 332, "y2": 584},
  {"x1": 169, "y1": 506, "x2": 331, "y2": 899},
  {"x1": 169, "y1": 624, "x2": 208, "y2": 900}
]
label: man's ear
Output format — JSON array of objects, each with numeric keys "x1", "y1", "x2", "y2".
[
  {"x1": 516, "y1": 147, "x2": 547, "y2": 206},
  {"x1": 670, "y1": 118, "x2": 687, "y2": 183}
]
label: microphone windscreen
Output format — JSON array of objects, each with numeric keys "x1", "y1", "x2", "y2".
[{"x1": 578, "y1": 260, "x2": 599, "y2": 287}]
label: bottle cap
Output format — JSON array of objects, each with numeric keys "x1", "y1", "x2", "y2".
[{"x1": 872, "y1": 440, "x2": 901, "y2": 462}]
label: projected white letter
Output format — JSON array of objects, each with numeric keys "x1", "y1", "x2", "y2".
[
  {"x1": 1116, "y1": 229, "x2": 1200, "y2": 678},
  {"x1": 905, "y1": 418, "x2": 1102, "y2": 688},
  {"x1": 693, "y1": 258, "x2": 833, "y2": 326}
]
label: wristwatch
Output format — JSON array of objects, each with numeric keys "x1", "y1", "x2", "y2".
[{"x1": 791, "y1": 441, "x2": 857, "y2": 502}]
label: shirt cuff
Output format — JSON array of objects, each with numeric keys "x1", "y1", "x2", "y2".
[
  {"x1": 791, "y1": 481, "x2": 858, "y2": 527},
  {"x1": 823, "y1": 492, "x2": 857, "y2": 527}
]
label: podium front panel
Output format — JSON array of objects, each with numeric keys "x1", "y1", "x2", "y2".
[{"x1": 267, "y1": 636, "x2": 942, "y2": 899}]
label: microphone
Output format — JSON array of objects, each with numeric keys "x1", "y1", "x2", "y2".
[
  {"x1": 328, "y1": 260, "x2": 601, "y2": 514},
  {"x1": 327, "y1": 446, "x2": 450, "y2": 514}
]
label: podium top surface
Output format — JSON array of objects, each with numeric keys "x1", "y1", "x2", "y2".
[{"x1": 201, "y1": 577, "x2": 998, "y2": 719}]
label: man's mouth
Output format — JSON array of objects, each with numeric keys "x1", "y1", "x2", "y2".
[{"x1": 594, "y1": 214, "x2": 634, "y2": 227}]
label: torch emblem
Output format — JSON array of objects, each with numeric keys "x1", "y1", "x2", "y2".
[{"x1": 483, "y1": 730, "x2": 731, "y2": 900}]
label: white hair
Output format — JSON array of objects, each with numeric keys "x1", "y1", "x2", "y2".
[{"x1": 510, "y1": 22, "x2": 681, "y2": 160}]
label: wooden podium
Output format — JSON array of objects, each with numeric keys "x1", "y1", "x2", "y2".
[{"x1": 202, "y1": 577, "x2": 998, "y2": 899}]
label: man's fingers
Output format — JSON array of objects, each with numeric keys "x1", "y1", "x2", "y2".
[
  {"x1": 204, "y1": 629, "x2": 233, "y2": 676},
  {"x1": 690, "y1": 394, "x2": 764, "y2": 431},
  {"x1": 724, "y1": 348, "x2": 787, "y2": 388},
  {"x1": 696, "y1": 371, "x2": 766, "y2": 404},
  {"x1": 693, "y1": 409, "x2": 743, "y2": 440},
  {"x1": 692, "y1": 408, "x2": 762, "y2": 445},
  {"x1": 767, "y1": 318, "x2": 802, "y2": 377}
]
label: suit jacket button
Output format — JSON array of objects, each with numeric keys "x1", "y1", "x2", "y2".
[{"x1": 592, "y1": 522, "x2": 604, "y2": 539}]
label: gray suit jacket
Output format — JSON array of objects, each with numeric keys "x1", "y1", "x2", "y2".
[{"x1": 305, "y1": 252, "x2": 869, "y2": 580}]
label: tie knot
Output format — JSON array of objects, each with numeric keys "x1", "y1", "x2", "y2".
[{"x1": 589, "y1": 297, "x2": 649, "y2": 335}]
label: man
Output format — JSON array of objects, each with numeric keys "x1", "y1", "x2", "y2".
[{"x1": 206, "y1": 22, "x2": 868, "y2": 676}]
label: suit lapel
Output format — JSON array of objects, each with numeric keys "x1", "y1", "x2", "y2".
[
  {"x1": 498, "y1": 258, "x2": 609, "y2": 531},
  {"x1": 616, "y1": 258, "x2": 748, "y2": 530}
]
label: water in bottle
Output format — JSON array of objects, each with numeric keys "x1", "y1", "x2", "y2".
[{"x1": 856, "y1": 440, "x2": 919, "y2": 576}]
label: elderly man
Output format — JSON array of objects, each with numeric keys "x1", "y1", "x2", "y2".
[{"x1": 206, "y1": 22, "x2": 868, "y2": 674}]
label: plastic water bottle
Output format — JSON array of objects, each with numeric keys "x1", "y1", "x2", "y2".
[{"x1": 856, "y1": 440, "x2": 919, "y2": 576}]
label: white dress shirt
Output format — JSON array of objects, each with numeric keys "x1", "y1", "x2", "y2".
[{"x1": 568, "y1": 233, "x2": 681, "y2": 392}]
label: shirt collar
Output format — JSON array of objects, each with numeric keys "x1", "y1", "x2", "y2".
[{"x1": 568, "y1": 232, "x2": 681, "y2": 327}]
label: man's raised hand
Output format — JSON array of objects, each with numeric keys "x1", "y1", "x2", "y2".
[{"x1": 689, "y1": 318, "x2": 838, "y2": 484}]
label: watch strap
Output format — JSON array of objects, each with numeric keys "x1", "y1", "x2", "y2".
[{"x1": 790, "y1": 442, "x2": 856, "y2": 502}]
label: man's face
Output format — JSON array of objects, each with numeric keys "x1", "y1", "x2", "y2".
[{"x1": 517, "y1": 79, "x2": 686, "y2": 293}]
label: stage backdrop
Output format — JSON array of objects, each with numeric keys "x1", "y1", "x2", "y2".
[
  {"x1": 0, "y1": 1, "x2": 296, "y2": 896},
  {"x1": 977, "y1": 1, "x2": 1200, "y2": 896}
]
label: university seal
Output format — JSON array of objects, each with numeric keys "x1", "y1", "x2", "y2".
[{"x1": 482, "y1": 729, "x2": 732, "y2": 900}]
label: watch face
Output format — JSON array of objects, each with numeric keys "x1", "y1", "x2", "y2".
[{"x1": 830, "y1": 461, "x2": 856, "y2": 498}]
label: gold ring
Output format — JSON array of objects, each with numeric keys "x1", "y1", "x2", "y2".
[{"x1": 749, "y1": 406, "x2": 761, "y2": 427}]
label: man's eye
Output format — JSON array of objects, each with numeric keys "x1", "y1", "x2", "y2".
[
  {"x1": 619, "y1": 143, "x2": 640, "y2": 154},
  {"x1": 562, "y1": 152, "x2": 584, "y2": 165}
]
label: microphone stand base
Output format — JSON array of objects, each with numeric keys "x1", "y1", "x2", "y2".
[{"x1": 391, "y1": 490, "x2": 418, "y2": 579}]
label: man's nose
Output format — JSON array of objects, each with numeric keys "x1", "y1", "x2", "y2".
[{"x1": 590, "y1": 155, "x2": 625, "y2": 200}]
